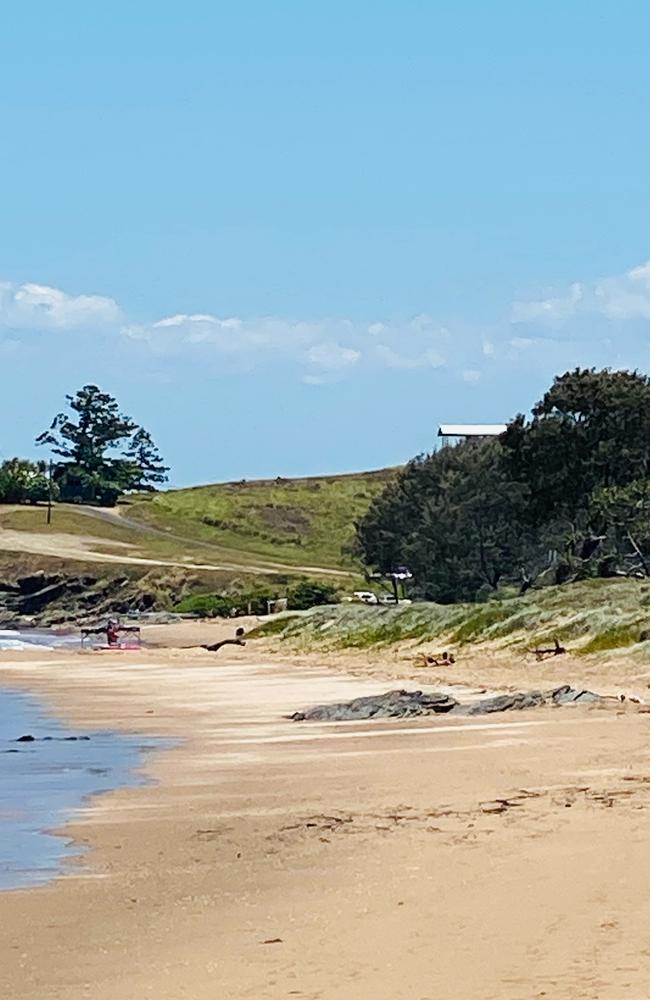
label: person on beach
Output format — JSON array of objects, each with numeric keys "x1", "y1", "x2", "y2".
[
  {"x1": 106, "y1": 619, "x2": 120, "y2": 646},
  {"x1": 80, "y1": 619, "x2": 141, "y2": 648}
]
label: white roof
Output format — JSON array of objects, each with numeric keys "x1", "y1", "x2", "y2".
[{"x1": 437, "y1": 424, "x2": 507, "y2": 437}]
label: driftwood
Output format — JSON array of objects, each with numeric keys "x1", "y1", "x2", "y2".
[
  {"x1": 200, "y1": 638, "x2": 247, "y2": 653},
  {"x1": 183, "y1": 627, "x2": 248, "y2": 653},
  {"x1": 529, "y1": 637, "x2": 566, "y2": 661}
]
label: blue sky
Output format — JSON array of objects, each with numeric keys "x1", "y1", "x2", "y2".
[{"x1": 2, "y1": 2, "x2": 650, "y2": 486}]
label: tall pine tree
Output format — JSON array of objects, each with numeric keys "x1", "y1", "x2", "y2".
[{"x1": 37, "y1": 385, "x2": 168, "y2": 505}]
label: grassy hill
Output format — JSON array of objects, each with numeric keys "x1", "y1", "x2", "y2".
[
  {"x1": 0, "y1": 468, "x2": 396, "y2": 582},
  {"x1": 121, "y1": 468, "x2": 396, "y2": 571}
]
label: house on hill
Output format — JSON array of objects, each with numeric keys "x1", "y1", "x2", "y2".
[{"x1": 437, "y1": 424, "x2": 507, "y2": 447}]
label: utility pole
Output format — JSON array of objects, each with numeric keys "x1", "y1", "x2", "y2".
[
  {"x1": 368, "y1": 567, "x2": 413, "y2": 604},
  {"x1": 46, "y1": 460, "x2": 53, "y2": 525}
]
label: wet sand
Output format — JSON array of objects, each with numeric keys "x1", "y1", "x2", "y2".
[{"x1": 1, "y1": 622, "x2": 650, "y2": 999}]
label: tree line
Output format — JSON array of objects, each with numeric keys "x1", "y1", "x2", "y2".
[
  {"x1": 0, "y1": 385, "x2": 168, "y2": 506},
  {"x1": 355, "y1": 368, "x2": 650, "y2": 602}
]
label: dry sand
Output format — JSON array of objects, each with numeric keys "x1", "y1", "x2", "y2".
[{"x1": 1, "y1": 621, "x2": 650, "y2": 999}]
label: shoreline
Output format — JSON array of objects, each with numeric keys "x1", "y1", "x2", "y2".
[
  {"x1": 0, "y1": 682, "x2": 167, "y2": 893},
  {"x1": 0, "y1": 656, "x2": 179, "y2": 900},
  {"x1": 2, "y1": 623, "x2": 650, "y2": 999}
]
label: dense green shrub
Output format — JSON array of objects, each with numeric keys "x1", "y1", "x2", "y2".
[
  {"x1": 174, "y1": 593, "x2": 237, "y2": 617},
  {"x1": 287, "y1": 579, "x2": 339, "y2": 609},
  {"x1": 175, "y1": 585, "x2": 280, "y2": 618},
  {"x1": 175, "y1": 578, "x2": 339, "y2": 618},
  {"x1": 0, "y1": 459, "x2": 55, "y2": 504}
]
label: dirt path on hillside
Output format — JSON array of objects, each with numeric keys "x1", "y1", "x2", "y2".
[
  {"x1": 1, "y1": 635, "x2": 650, "y2": 999},
  {"x1": 0, "y1": 519, "x2": 351, "y2": 578}
]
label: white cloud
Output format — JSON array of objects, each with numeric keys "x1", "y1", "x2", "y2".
[
  {"x1": 153, "y1": 313, "x2": 236, "y2": 329},
  {"x1": 0, "y1": 281, "x2": 121, "y2": 329},
  {"x1": 594, "y1": 262, "x2": 650, "y2": 320},
  {"x1": 511, "y1": 282, "x2": 583, "y2": 324},
  {"x1": 123, "y1": 311, "x2": 456, "y2": 379},
  {"x1": 0, "y1": 275, "x2": 500, "y2": 385},
  {"x1": 512, "y1": 261, "x2": 650, "y2": 326},
  {"x1": 462, "y1": 369, "x2": 481, "y2": 383},
  {"x1": 306, "y1": 341, "x2": 361, "y2": 371},
  {"x1": 126, "y1": 313, "x2": 325, "y2": 360}
]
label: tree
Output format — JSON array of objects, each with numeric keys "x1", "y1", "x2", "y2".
[
  {"x1": 588, "y1": 480, "x2": 650, "y2": 577},
  {"x1": 123, "y1": 429, "x2": 169, "y2": 490},
  {"x1": 357, "y1": 441, "x2": 530, "y2": 602},
  {"x1": 501, "y1": 368, "x2": 650, "y2": 525},
  {"x1": 0, "y1": 459, "x2": 54, "y2": 504},
  {"x1": 36, "y1": 385, "x2": 168, "y2": 505},
  {"x1": 356, "y1": 368, "x2": 650, "y2": 602}
]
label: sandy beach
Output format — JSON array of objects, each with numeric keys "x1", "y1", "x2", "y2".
[{"x1": 2, "y1": 622, "x2": 650, "y2": 1000}]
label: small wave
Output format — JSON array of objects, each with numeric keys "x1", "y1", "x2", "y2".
[
  {"x1": 0, "y1": 639, "x2": 54, "y2": 651},
  {"x1": 0, "y1": 630, "x2": 58, "y2": 651}
]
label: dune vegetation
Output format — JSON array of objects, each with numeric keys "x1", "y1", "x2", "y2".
[{"x1": 250, "y1": 577, "x2": 650, "y2": 659}]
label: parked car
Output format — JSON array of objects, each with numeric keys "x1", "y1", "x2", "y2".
[{"x1": 352, "y1": 591, "x2": 379, "y2": 604}]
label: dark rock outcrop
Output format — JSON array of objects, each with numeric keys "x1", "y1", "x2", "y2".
[
  {"x1": 291, "y1": 684, "x2": 604, "y2": 722},
  {"x1": 17, "y1": 580, "x2": 73, "y2": 615},
  {"x1": 0, "y1": 568, "x2": 194, "y2": 627},
  {"x1": 290, "y1": 689, "x2": 459, "y2": 722},
  {"x1": 462, "y1": 690, "x2": 546, "y2": 714},
  {"x1": 462, "y1": 684, "x2": 602, "y2": 715},
  {"x1": 16, "y1": 573, "x2": 63, "y2": 595}
]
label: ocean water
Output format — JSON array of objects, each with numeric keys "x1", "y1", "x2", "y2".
[
  {"x1": 0, "y1": 685, "x2": 164, "y2": 890},
  {"x1": 0, "y1": 628, "x2": 78, "y2": 651}
]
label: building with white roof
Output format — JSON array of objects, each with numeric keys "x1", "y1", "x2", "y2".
[{"x1": 437, "y1": 424, "x2": 507, "y2": 446}]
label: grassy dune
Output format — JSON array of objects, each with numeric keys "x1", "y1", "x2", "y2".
[{"x1": 250, "y1": 578, "x2": 650, "y2": 659}]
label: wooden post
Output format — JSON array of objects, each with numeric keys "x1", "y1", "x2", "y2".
[{"x1": 46, "y1": 460, "x2": 53, "y2": 525}]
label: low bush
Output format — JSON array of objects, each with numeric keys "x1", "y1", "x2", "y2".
[
  {"x1": 287, "y1": 579, "x2": 339, "y2": 610},
  {"x1": 174, "y1": 593, "x2": 236, "y2": 617}
]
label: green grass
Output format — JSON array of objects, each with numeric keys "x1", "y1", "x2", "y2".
[
  {"x1": 0, "y1": 469, "x2": 393, "y2": 595},
  {"x1": 0, "y1": 470, "x2": 393, "y2": 582},
  {"x1": 252, "y1": 602, "x2": 465, "y2": 649},
  {"x1": 578, "y1": 623, "x2": 644, "y2": 655},
  {"x1": 246, "y1": 614, "x2": 303, "y2": 638},
  {"x1": 0, "y1": 506, "x2": 138, "y2": 544},
  {"x1": 450, "y1": 603, "x2": 517, "y2": 644},
  {"x1": 122, "y1": 468, "x2": 396, "y2": 571}
]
